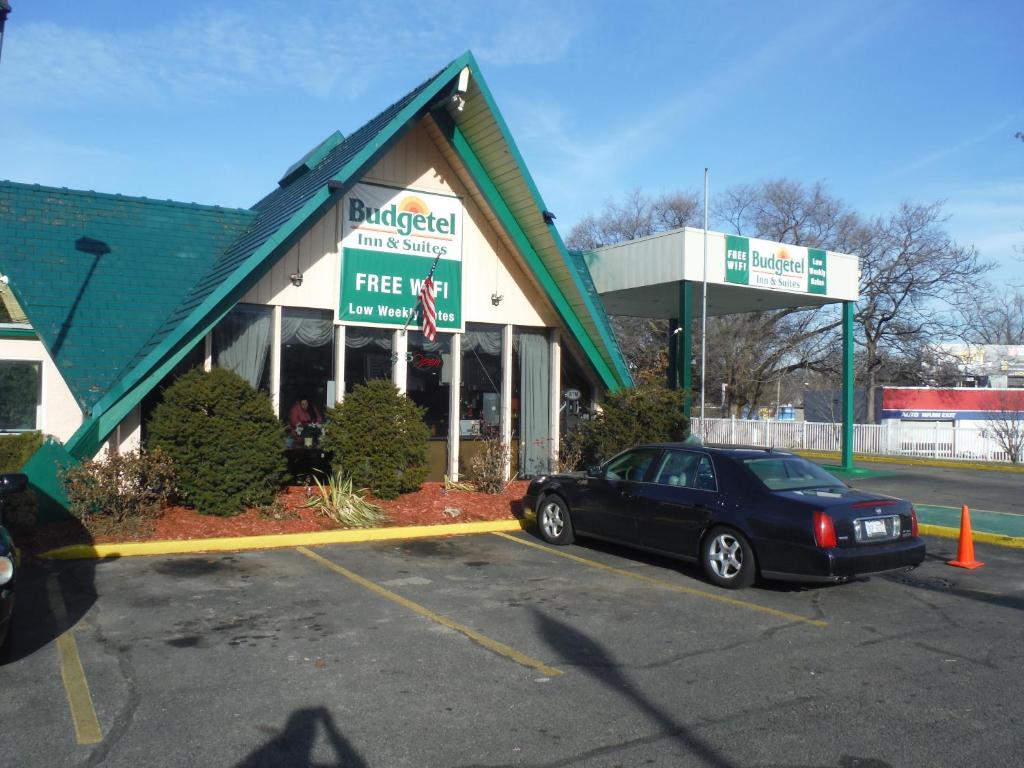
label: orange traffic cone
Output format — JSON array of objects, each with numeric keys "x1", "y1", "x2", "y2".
[{"x1": 947, "y1": 505, "x2": 984, "y2": 569}]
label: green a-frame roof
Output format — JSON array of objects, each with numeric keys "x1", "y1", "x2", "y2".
[{"x1": 1, "y1": 51, "x2": 631, "y2": 465}]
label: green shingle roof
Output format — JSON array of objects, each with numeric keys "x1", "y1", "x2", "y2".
[
  {"x1": 0, "y1": 182, "x2": 256, "y2": 410},
  {"x1": 3, "y1": 52, "x2": 629, "y2": 467}
]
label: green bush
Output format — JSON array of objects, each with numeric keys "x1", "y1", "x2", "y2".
[
  {"x1": 466, "y1": 439, "x2": 510, "y2": 494},
  {"x1": 0, "y1": 431, "x2": 42, "y2": 529},
  {"x1": 320, "y1": 380, "x2": 429, "y2": 500},
  {"x1": 566, "y1": 380, "x2": 690, "y2": 468},
  {"x1": 61, "y1": 448, "x2": 177, "y2": 527},
  {"x1": 146, "y1": 368, "x2": 286, "y2": 516}
]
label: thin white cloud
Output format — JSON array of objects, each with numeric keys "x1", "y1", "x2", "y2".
[
  {"x1": 891, "y1": 117, "x2": 1020, "y2": 177},
  {"x1": 0, "y1": 1, "x2": 579, "y2": 110}
]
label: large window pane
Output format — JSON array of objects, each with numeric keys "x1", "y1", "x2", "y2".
[
  {"x1": 344, "y1": 327, "x2": 393, "y2": 392},
  {"x1": 281, "y1": 308, "x2": 335, "y2": 432},
  {"x1": 407, "y1": 331, "x2": 452, "y2": 439},
  {"x1": 0, "y1": 360, "x2": 41, "y2": 432},
  {"x1": 212, "y1": 303, "x2": 272, "y2": 392},
  {"x1": 460, "y1": 323, "x2": 503, "y2": 440}
]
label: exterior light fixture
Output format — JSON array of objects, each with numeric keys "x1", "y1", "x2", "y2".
[
  {"x1": 490, "y1": 292, "x2": 503, "y2": 306},
  {"x1": 0, "y1": 1, "x2": 11, "y2": 66},
  {"x1": 451, "y1": 93, "x2": 465, "y2": 112},
  {"x1": 290, "y1": 272, "x2": 304, "y2": 287},
  {"x1": 542, "y1": 210, "x2": 556, "y2": 225}
]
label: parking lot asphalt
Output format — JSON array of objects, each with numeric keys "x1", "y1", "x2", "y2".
[
  {"x1": 3, "y1": 530, "x2": 1024, "y2": 767},
  {"x1": 822, "y1": 459, "x2": 1024, "y2": 517}
]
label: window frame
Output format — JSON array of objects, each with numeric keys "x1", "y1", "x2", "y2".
[{"x1": 0, "y1": 358, "x2": 43, "y2": 433}]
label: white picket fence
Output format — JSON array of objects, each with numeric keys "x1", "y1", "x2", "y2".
[{"x1": 691, "y1": 417, "x2": 1013, "y2": 463}]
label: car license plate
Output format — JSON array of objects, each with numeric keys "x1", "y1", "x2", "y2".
[{"x1": 865, "y1": 519, "x2": 888, "y2": 537}]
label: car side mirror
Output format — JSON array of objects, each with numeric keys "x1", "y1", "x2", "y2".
[
  {"x1": 0, "y1": 473, "x2": 28, "y2": 496},
  {"x1": 585, "y1": 465, "x2": 603, "y2": 478}
]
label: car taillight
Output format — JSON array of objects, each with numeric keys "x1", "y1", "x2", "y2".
[
  {"x1": 813, "y1": 511, "x2": 837, "y2": 548},
  {"x1": 910, "y1": 505, "x2": 919, "y2": 537}
]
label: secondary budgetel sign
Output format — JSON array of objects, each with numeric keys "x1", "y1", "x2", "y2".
[
  {"x1": 339, "y1": 182, "x2": 463, "y2": 330},
  {"x1": 725, "y1": 235, "x2": 827, "y2": 295}
]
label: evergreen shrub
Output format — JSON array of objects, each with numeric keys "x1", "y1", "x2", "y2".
[
  {"x1": 566, "y1": 380, "x2": 690, "y2": 468},
  {"x1": 147, "y1": 368, "x2": 286, "y2": 516},
  {"x1": 0, "y1": 431, "x2": 42, "y2": 529},
  {"x1": 320, "y1": 380, "x2": 429, "y2": 500}
]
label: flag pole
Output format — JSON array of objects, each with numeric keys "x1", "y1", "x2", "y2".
[
  {"x1": 400, "y1": 250, "x2": 444, "y2": 335},
  {"x1": 700, "y1": 167, "x2": 709, "y2": 437}
]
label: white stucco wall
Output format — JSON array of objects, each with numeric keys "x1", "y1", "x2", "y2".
[{"x1": 0, "y1": 336, "x2": 83, "y2": 443}]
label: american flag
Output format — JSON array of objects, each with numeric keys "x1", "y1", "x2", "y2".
[{"x1": 419, "y1": 276, "x2": 437, "y2": 341}]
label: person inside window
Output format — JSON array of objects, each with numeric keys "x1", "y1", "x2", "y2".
[{"x1": 288, "y1": 397, "x2": 321, "y2": 444}]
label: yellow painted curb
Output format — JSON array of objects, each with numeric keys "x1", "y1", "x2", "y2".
[
  {"x1": 918, "y1": 523, "x2": 1024, "y2": 549},
  {"x1": 796, "y1": 450, "x2": 1024, "y2": 474},
  {"x1": 42, "y1": 518, "x2": 528, "y2": 560}
]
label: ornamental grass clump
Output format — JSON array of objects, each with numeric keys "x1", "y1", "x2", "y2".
[
  {"x1": 320, "y1": 379, "x2": 429, "y2": 500},
  {"x1": 146, "y1": 368, "x2": 286, "y2": 516},
  {"x1": 302, "y1": 471, "x2": 387, "y2": 528}
]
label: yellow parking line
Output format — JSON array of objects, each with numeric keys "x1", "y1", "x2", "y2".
[
  {"x1": 493, "y1": 533, "x2": 827, "y2": 628},
  {"x1": 295, "y1": 546, "x2": 562, "y2": 677},
  {"x1": 48, "y1": 579, "x2": 102, "y2": 745}
]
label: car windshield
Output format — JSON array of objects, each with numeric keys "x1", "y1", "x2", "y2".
[{"x1": 742, "y1": 456, "x2": 846, "y2": 491}]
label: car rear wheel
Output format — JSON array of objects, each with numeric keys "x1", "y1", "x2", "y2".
[
  {"x1": 702, "y1": 527, "x2": 756, "y2": 589},
  {"x1": 537, "y1": 495, "x2": 574, "y2": 545}
]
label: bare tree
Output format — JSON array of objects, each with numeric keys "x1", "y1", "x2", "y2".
[
  {"x1": 982, "y1": 393, "x2": 1024, "y2": 463},
  {"x1": 855, "y1": 202, "x2": 994, "y2": 420},
  {"x1": 567, "y1": 188, "x2": 702, "y2": 250},
  {"x1": 567, "y1": 188, "x2": 702, "y2": 378},
  {"x1": 956, "y1": 285, "x2": 1024, "y2": 344}
]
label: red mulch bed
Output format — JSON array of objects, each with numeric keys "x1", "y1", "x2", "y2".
[{"x1": 20, "y1": 481, "x2": 528, "y2": 554}]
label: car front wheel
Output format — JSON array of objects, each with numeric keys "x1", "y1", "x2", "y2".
[
  {"x1": 702, "y1": 527, "x2": 756, "y2": 589},
  {"x1": 537, "y1": 495, "x2": 574, "y2": 545}
]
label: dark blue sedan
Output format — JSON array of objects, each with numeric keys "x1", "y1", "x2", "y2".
[
  {"x1": 525, "y1": 444, "x2": 925, "y2": 589},
  {"x1": 0, "y1": 473, "x2": 28, "y2": 650}
]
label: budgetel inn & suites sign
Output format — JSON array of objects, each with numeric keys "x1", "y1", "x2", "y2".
[
  {"x1": 339, "y1": 182, "x2": 463, "y2": 330},
  {"x1": 725, "y1": 234, "x2": 827, "y2": 295}
]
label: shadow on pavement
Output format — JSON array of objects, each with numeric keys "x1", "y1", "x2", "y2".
[
  {"x1": 234, "y1": 707, "x2": 368, "y2": 768},
  {"x1": 532, "y1": 608, "x2": 737, "y2": 768},
  {"x1": 2, "y1": 515, "x2": 98, "y2": 665}
]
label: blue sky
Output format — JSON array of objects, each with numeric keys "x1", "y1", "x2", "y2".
[{"x1": 2, "y1": 0, "x2": 1021, "y2": 279}]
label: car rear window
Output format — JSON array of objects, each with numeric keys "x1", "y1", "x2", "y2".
[{"x1": 742, "y1": 457, "x2": 845, "y2": 491}]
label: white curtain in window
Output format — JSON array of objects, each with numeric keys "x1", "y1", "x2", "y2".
[
  {"x1": 281, "y1": 309, "x2": 334, "y2": 347},
  {"x1": 345, "y1": 328, "x2": 393, "y2": 350},
  {"x1": 213, "y1": 304, "x2": 271, "y2": 389},
  {"x1": 519, "y1": 331, "x2": 551, "y2": 477}
]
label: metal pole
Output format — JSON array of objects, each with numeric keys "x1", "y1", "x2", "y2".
[
  {"x1": 700, "y1": 168, "x2": 709, "y2": 432},
  {"x1": 841, "y1": 300, "x2": 855, "y2": 469}
]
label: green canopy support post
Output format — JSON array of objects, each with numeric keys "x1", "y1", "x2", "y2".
[
  {"x1": 841, "y1": 300, "x2": 855, "y2": 470},
  {"x1": 667, "y1": 318, "x2": 678, "y2": 390},
  {"x1": 676, "y1": 281, "x2": 693, "y2": 418}
]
